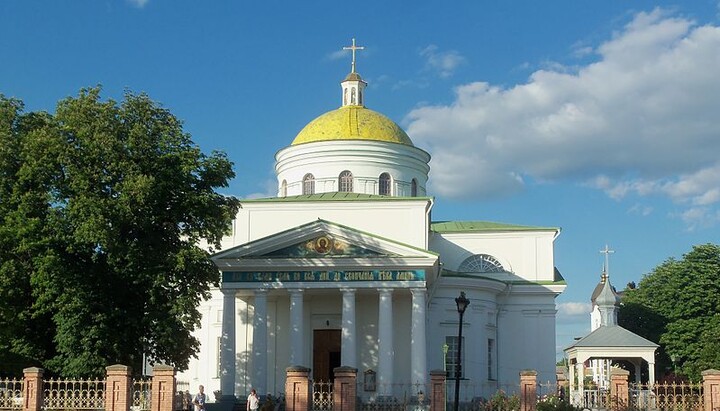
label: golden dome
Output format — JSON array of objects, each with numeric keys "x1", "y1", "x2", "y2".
[{"x1": 291, "y1": 105, "x2": 414, "y2": 146}]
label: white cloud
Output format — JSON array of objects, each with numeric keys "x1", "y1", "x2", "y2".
[
  {"x1": 327, "y1": 49, "x2": 347, "y2": 61},
  {"x1": 420, "y1": 45, "x2": 466, "y2": 78},
  {"x1": 405, "y1": 9, "x2": 720, "y2": 226},
  {"x1": 126, "y1": 0, "x2": 149, "y2": 8},
  {"x1": 557, "y1": 301, "x2": 592, "y2": 318}
]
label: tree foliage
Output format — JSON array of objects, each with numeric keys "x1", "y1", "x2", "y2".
[
  {"x1": 619, "y1": 244, "x2": 720, "y2": 381},
  {"x1": 0, "y1": 88, "x2": 239, "y2": 377}
]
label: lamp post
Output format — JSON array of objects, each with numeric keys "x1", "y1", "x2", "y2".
[
  {"x1": 454, "y1": 292, "x2": 470, "y2": 411},
  {"x1": 442, "y1": 343, "x2": 449, "y2": 411}
]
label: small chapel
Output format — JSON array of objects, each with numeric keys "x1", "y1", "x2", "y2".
[{"x1": 178, "y1": 40, "x2": 566, "y2": 402}]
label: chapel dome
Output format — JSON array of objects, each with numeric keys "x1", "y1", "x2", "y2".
[{"x1": 291, "y1": 105, "x2": 414, "y2": 146}]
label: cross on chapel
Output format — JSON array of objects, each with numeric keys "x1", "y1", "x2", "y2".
[
  {"x1": 600, "y1": 244, "x2": 615, "y2": 277},
  {"x1": 343, "y1": 38, "x2": 364, "y2": 73}
]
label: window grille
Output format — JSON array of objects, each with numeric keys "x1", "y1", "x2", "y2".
[
  {"x1": 458, "y1": 254, "x2": 504, "y2": 273},
  {"x1": 379, "y1": 173, "x2": 391, "y2": 196},
  {"x1": 445, "y1": 336, "x2": 465, "y2": 379},
  {"x1": 303, "y1": 174, "x2": 315, "y2": 195},
  {"x1": 339, "y1": 171, "x2": 353, "y2": 192}
]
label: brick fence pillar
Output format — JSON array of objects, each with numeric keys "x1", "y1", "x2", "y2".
[
  {"x1": 106, "y1": 364, "x2": 132, "y2": 411},
  {"x1": 702, "y1": 369, "x2": 720, "y2": 411},
  {"x1": 610, "y1": 368, "x2": 629, "y2": 410},
  {"x1": 333, "y1": 367, "x2": 357, "y2": 411},
  {"x1": 520, "y1": 370, "x2": 537, "y2": 411},
  {"x1": 285, "y1": 366, "x2": 311, "y2": 411},
  {"x1": 430, "y1": 370, "x2": 446, "y2": 411},
  {"x1": 22, "y1": 367, "x2": 44, "y2": 411},
  {"x1": 152, "y1": 365, "x2": 176, "y2": 411}
]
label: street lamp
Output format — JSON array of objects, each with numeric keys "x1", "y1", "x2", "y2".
[{"x1": 454, "y1": 292, "x2": 470, "y2": 411}]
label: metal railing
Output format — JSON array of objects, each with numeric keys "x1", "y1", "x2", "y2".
[
  {"x1": 43, "y1": 378, "x2": 105, "y2": 411},
  {"x1": 0, "y1": 378, "x2": 23, "y2": 410}
]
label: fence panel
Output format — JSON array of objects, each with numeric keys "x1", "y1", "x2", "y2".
[
  {"x1": 0, "y1": 378, "x2": 23, "y2": 411},
  {"x1": 43, "y1": 378, "x2": 105, "y2": 411},
  {"x1": 132, "y1": 379, "x2": 152, "y2": 411},
  {"x1": 356, "y1": 383, "x2": 428, "y2": 411},
  {"x1": 631, "y1": 382, "x2": 704, "y2": 411},
  {"x1": 311, "y1": 381, "x2": 332, "y2": 411}
]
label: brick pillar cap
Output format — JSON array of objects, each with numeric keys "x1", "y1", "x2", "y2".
[
  {"x1": 153, "y1": 364, "x2": 175, "y2": 373},
  {"x1": 702, "y1": 369, "x2": 720, "y2": 376},
  {"x1": 610, "y1": 368, "x2": 630, "y2": 376},
  {"x1": 333, "y1": 366, "x2": 357, "y2": 373},
  {"x1": 430, "y1": 370, "x2": 447, "y2": 376},
  {"x1": 520, "y1": 370, "x2": 537, "y2": 376},
  {"x1": 286, "y1": 366, "x2": 311, "y2": 373},
  {"x1": 23, "y1": 367, "x2": 44, "y2": 374},
  {"x1": 107, "y1": 364, "x2": 132, "y2": 372}
]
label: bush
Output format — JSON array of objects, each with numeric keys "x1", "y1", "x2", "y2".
[{"x1": 537, "y1": 395, "x2": 580, "y2": 411}]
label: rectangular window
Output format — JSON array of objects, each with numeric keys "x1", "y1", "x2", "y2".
[
  {"x1": 488, "y1": 338, "x2": 495, "y2": 380},
  {"x1": 445, "y1": 336, "x2": 465, "y2": 379}
]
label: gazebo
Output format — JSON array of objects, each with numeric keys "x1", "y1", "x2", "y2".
[{"x1": 563, "y1": 272, "x2": 658, "y2": 406}]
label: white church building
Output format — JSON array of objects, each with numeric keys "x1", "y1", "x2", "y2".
[{"x1": 178, "y1": 41, "x2": 566, "y2": 402}]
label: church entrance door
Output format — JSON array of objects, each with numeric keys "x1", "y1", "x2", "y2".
[{"x1": 312, "y1": 329, "x2": 341, "y2": 382}]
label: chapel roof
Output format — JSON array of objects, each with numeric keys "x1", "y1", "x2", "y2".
[{"x1": 566, "y1": 325, "x2": 658, "y2": 349}]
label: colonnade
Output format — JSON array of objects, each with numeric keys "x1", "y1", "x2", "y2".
[{"x1": 218, "y1": 286, "x2": 427, "y2": 399}]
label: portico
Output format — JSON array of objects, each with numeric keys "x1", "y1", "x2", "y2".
[{"x1": 212, "y1": 220, "x2": 439, "y2": 398}]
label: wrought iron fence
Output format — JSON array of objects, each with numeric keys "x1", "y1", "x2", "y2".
[
  {"x1": 43, "y1": 378, "x2": 105, "y2": 411},
  {"x1": 311, "y1": 381, "x2": 332, "y2": 411},
  {"x1": 132, "y1": 379, "x2": 152, "y2": 411},
  {"x1": 630, "y1": 381, "x2": 704, "y2": 411},
  {"x1": 356, "y1": 383, "x2": 428, "y2": 411},
  {"x1": 0, "y1": 378, "x2": 23, "y2": 410}
]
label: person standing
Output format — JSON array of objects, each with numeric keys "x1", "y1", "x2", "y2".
[
  {"x1": 246, "y1": 389, "x2": 259, "y2": 411},
  {"x1": 193, "y1": 385, "x2": 206, "y2": 411}
]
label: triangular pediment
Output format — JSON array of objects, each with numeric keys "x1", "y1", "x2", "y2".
[
  {"x1": 261, "y1": 234, "x2": 390, "y2": 258},
  {"x1": 212, "y1": 219, "x2": 438, "y2": 266}
]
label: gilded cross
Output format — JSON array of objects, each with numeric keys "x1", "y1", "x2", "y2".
[{"x1": 343, "y1": 38, "x2": 365, "y2": 73}]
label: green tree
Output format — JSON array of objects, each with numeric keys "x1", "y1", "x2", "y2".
[
  {"x1": 619, "y1": 244, "x2": 720, "y2": 381},
  {"x1": 0, "y1": 88, "x2": 239, "y2": 377}
]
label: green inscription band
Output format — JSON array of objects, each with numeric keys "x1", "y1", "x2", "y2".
[{"x1": 223, "y1": 270, "x2": 425, "y2": 283}]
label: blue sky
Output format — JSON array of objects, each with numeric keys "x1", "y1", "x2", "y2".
[{"x1": 2, "y1": 1, "x2": 720, "y2": 359}]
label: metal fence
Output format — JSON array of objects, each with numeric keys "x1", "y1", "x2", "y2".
[
  {"x1": 573, "y1": 381, "x2": 704, "y2": 411},
  {"x1": 356, "y1": 383, "x2": 429, "y2": 411},
  {"x1": 0, "y1": 378, "x2": 23, "y2": 410},
  {"x1": 43, "y1": 378, "x2": 106, "y2": 411}
]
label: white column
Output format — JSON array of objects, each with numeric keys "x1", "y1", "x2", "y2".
[
  {"x1": 341, "y1": 288, "x2": 357, "y2": 368},
  {"x1": 220, "y1": 289, "x2": 236, "y2": 399},
  {"x1": 568, "y1": 360, "x2": 576, "y2": 405},
  {"x1": 289, "y1": 289, "x2": 305, "y2": 366},
  {"x1": 253, "y1": 289, "x2": 268, "y2": 395},
  {"x1": 648, "y1": 361, "x2": 655, "y2": 386},
  {"x1": 378, "y1": 289, "x2": 394, "y2": 392},
  {"x1": 410, "y1": 288, "x2": 427, "y2": 387},
  {"x1": 577, "y1": 361, "x2": 584, "y2": 405}
]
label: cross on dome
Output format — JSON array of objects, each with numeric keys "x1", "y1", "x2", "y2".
[{"x1": 343, "y1": 38, "x2": 365, "y2": 74}]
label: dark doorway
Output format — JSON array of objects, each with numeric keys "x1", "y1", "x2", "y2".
[{"x1": 313, "y1": 329, "x2": 341, "y2": 382}]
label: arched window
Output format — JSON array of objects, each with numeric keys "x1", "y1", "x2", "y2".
[
  {"x1": 411, "y1": 179, "x2": 418, "y2": 197},
  {"x1": 379, "y1": 173, "x2": 392, "y2": 196},
  {"x1": 280, "y1": 180, "x2": 287, "y2": 197},
  {"x1": 458, "y1": 254, "x2": 504, "y2": 273},
  {"x1": 303, "y1": 174, "x2": 315, "y2": 195},
  {"x1": 339, "y1": 170, "x2": 353, "y2": 192},
  {"x1": 351, "y1": 88, "x2": 356, "y2": 104}
]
